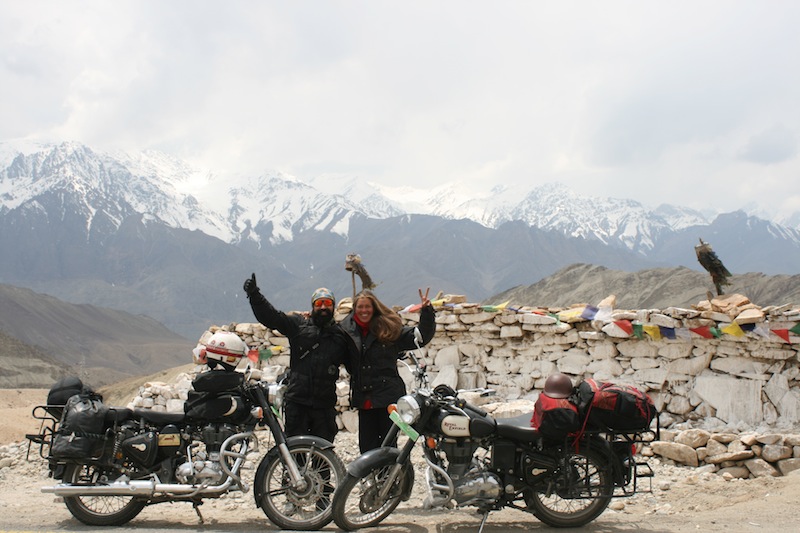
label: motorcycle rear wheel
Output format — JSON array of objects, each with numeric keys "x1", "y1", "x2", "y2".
[
  {"x1": 62, "y1": 463, "x2": 147, "y2": 526},
  {"x1": 527, "y1": 447, "x2": 612, "y2": 528},
  {"x1": 332, "y1": 464, "x2": 407, "y2": 531},
  {"x1": 255, "y1": 443, "x2": 345, "y2": 531}
]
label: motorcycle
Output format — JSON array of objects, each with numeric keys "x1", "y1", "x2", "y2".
[
  {"x1": 27, "y1": 362, "x2": 345, "y2": 530},
  {"x1": 332, "y1": 330, "x2": 656, "y2": 531}
]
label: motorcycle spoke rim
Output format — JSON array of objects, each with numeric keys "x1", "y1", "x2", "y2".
[
  {"x1": 263, "y1": 448, "x2": 338, "y2": 523},
  {"x1": 342, "y1": 466, "x2": 402, "y2": 526}
]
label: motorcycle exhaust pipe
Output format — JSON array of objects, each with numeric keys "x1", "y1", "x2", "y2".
[{"x1": 42, "y1": 478, "x2": 234, "y2": 497}]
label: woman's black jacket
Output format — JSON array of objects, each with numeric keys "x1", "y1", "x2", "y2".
[
  {"x1": 248, "y1": 293, "x2": 347, "y2": 408},
  {"x1": 340, "y1": 304, "x2": 436, "y2": 410}
]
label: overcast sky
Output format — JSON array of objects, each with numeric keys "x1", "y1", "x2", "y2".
[{"x1": 2, "y1": 1, "x2": 799, "y2": 218}]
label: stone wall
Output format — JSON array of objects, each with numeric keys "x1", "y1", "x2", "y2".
[
  {"x1": 222, "y1": 293, "x2": 800, "y2": 432},
  {"x1": 130, "y1": 292, "x2": 800, "y2": 477}
]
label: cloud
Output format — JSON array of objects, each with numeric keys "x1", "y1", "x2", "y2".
[
  {"x1": 1, "y1": 1, "x2": 800, "y2": 219},
  {"x1": 739, "y1": 125, "x2": 797, "y2": 165}
]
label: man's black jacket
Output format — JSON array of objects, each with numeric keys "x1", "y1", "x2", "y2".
[{"x1": 248, "y1": 293, "x2": 347, "y2": 408}]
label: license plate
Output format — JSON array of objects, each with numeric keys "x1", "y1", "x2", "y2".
[{"x1": 389, "y1": 410, "x2": 420, "y2": 440}]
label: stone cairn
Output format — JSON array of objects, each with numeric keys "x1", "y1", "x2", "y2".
[{"x1": 129, "y1": 292, "x2": 800, "y2": 478}]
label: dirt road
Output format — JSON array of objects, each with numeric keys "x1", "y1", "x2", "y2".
[{"x1": 3, "y1": 389, "x2": 800, "y2": 532}]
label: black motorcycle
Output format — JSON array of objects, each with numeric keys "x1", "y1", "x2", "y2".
[
  {"x1": 27, "y1": 366, "x2": 345, "y2": 530},
  {"x1": 332, "y1": 332, "x2": 655, "y2": 531}
]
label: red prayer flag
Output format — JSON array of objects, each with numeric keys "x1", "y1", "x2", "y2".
[
  {"x1": 773, "y1": 329, "x2": 792, "y2": 344},
  {"x1": 690, "y1": 326, "x2": 714, "y2": 339},
  {"x1": 614, "y1": 320, "x2": 633, "y2": 335}
]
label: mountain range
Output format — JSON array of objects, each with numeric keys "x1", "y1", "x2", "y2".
[{"x1": 1, "y1": 140, "x2": 799, "y2": 339}]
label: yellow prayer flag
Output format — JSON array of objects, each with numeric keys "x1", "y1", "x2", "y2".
[
  {"x1": 722, "y1": 322, "x2": 746, "y2": 337},
  {"x1": 643, "y1": 325, "x2": 662, "y2": 340}
]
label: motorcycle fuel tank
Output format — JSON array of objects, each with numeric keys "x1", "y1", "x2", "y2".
[{"x1": 440, "y1": 415, "x2": 471, "y2": 437}]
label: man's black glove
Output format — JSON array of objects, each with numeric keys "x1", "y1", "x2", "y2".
[{"x1": 243, "y1": 273, "x2": 260, "y2": 297}]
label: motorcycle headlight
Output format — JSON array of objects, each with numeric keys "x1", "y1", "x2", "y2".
[
  {"x1": 395, "y1": 394, "x2": 422, "y2": 425},
  {"x1": 267, "y1": 383, "x2": 286, "y2": 411}
]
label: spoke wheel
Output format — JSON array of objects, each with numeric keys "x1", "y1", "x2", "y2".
[
  {"x1": 332, "y1": 464, "x2": 406, "y2": 531},
  {"x1": 256, "y1": 444, "x2": 345, "y2": 531},
  {"x1": 62, "y1": 463, "x2": 147, "y2": 526},
  {"x1": 527, "y1": 448, "x2": 612, "y2": 528}
]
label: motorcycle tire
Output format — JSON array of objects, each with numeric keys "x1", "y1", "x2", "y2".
[
  {"x1": 332, "y1": 463, "x2": 408, "y2": 531},
  {"x1": 62, "y1": 463, "x2": 147, "y2": 526},
  {"x1": 526, "y1": 447, "x2": 613, "y2": 528},
  {"x1": 254, "y1": 442, "x2": 345, "y2": 531}
]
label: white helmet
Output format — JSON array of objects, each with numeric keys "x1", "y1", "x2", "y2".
[{"x1": 204, "y1": 331, "x2": 247, "y2": 371}]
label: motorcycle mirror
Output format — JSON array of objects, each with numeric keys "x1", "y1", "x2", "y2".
[{"x1": 413, "y1": 327, "x2": 423, "y2": 347}]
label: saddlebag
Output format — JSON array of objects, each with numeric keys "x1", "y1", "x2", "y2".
[
  {"x1": 46, "y1": 376, "x2": 97, "y2": 419},
  {"x1": 184, "y1": 390, "x2": 250, "y2": 422},
  {"x1": 192, "y1": 370, "x2": 244, "y2": 392},
  {"x1": 573, "y1": 379, "x2": 657, "y2": 431},
  {"x1": 50, "y1": 392, "x2": 109, "y2": 459},
  {"x1": 530, "y1": 392, "x2": 581, "y2": 441}
]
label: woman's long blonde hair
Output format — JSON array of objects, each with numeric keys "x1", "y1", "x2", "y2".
[{"x1": 354, "y1": 290, "x2": 403, "y2": 343}]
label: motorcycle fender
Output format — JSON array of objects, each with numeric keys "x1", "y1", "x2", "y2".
[
  {"x1": 346, "y1": 447, "x2": 415, "y2": 501},
  {"x1": 253, "y1": 435, "x2": 337, "y2": 506}
]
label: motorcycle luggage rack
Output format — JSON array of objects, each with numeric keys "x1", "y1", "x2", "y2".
[{"x1": 25, "y1": 405, "x2": 60, "y2": 461}]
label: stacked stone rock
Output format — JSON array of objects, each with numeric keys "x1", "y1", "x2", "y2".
[{"x1": 128, "y1": 293, "x2": 800, "y2": 477}]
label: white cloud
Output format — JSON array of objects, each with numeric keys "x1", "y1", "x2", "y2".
[{"x1": 1, "y1": 0, "x2": 799, "y2": 219}]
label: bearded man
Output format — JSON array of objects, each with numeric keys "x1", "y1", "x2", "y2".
[{"x1": 244, "y1": 274, "x2": 348, "y2": 442}]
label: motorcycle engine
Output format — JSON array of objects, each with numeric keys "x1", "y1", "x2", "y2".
[
  {"x1": 174, "y1": 423, "x2": 238, "y2": 485},
  {"x1": 175, "y1": 456, "x2": 226, "y2": 484},
  {"x1": 453, "y1": 469, "x2": 502, "y2": 506},
  {"x1": 439, "y1": 439, "x2": 502, "y2": 506}
]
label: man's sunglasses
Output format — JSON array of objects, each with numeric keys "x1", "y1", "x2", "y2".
[{"x1": 313, "y1": 298, "x2": 334, "y2": 308}]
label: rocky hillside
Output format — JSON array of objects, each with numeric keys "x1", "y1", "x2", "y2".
[
  {"x1": 0, "y1": 284, "x2": 192, "y2": 389},
  {"x1": 487, "y1": 263, "x2": 800, "y2": 309}
]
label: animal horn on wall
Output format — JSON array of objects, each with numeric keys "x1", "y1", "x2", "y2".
[{"x1": 345, "y1": 253, "x2": 377, "y2": 300}]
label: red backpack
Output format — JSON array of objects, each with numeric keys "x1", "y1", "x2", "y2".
[
  {"x1": 531, "y1": 392, "x2": 581, "y2": 441},
  {"x1": 573, "y1": 379, "x2": 657, "y2": 431}
]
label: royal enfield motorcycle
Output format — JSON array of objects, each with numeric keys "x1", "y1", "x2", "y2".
[
  {"x1": 332, "y1": 332, "x2": 656, "y2": 531},
  {"x1": 27, "y1": 362, "x2": 345, "y2": 530}
]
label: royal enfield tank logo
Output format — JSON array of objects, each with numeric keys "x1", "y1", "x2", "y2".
[{"x1": 441, "y1": 415, "x2": 470, "y2": 437}]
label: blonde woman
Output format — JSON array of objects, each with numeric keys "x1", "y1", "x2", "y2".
[{"x1": 340, "y1": 289, "x2": 435, "y2": 453}]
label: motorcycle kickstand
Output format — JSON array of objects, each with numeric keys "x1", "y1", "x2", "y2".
[
  {"x1": 477, "y1": 510, "x2": 491, "y2": 533},
  {"x1": 192, "y1": 501, "x2": 205, "y2": 524}
]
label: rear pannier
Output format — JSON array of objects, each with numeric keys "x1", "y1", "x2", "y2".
[
  {"x1": 573, "y1": 378, "x2": 657, "y2": 431},
  {"x1": 531, "y1": 392, "x2": 581, "y2": 441}
]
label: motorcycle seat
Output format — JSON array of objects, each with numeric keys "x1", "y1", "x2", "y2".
[
  {"x1": 495, "y1": 411, "x2": 540, "y2": 442},
  {"x1": 105, "y1": 407, "x2": 134, "y2": 423},
  {"x1": 133, "y1": 408, "x2": 187, "y2": 424}
]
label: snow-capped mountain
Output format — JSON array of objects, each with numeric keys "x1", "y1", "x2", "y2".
[
  {"x1": 1, "y1": 141, "x2": 797, "y2": 255},
  {"x1": 1, "y1": 139, "x2": 799, "y2": 339}
]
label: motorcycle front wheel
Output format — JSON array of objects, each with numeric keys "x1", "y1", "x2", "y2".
[
  {"x1": 527, "y1": 447, "x2": 613, "y2": 528},
  {"x1": 255, "y1": 443, "x2": 345, "y2": 531},
  {"x1": 62, "y1": 463, "x2": 147, "y2": 526},
  {"x1": 332, "y1": 463, "x2": 408, "y2": 531}
]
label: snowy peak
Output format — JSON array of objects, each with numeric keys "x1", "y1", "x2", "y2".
[{"x1": 1, "y1": 140, "x2": 797, "y2": 254}]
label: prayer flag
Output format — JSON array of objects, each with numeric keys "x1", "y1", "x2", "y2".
[
  {"x1": 689, "y1": 326, "x2": 714, "y2": 339},
  {"x1": 633, "y1": 323, "x2": 644, "y2": 339},
  {"x1": 773, "y1": 329, "x2": 792, "y2": 343},
  {"x1": 581, "y1": 305, "x2": 599, "y2": 320},
  {"x1": 660, "y1": 326, "x2": 676, "y2": 340},
  {"x1": 643, "y1": 325, "x2": 661, "y2": 340},
  {"x1": 721, "y1": 322, "x2": 746, "y2": 337},
  {"x1": 614, "y1": 320, "x2": 633, "y2": 335}
]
